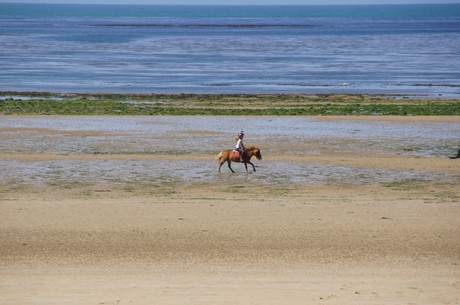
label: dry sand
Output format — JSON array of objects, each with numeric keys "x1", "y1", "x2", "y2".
[{"x1": 1, "y1": 116, "x2": 459, "y2": 305}]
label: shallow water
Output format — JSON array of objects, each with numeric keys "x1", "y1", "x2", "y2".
[
  {"x1": 1, "y1": 116, "x2": 459, "y2": 188},
  {"x1": 0, "y1": 158, "x2": 452, "y2": 189},
  {"x1": 0, "y1": 116, "x2": 458, "y2": 155}
]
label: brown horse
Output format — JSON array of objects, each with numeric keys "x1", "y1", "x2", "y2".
[{"x1": 217, "y1": 146, "x2": 262, "y2": 173}]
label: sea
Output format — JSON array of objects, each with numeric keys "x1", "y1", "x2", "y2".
[{"x1": 1, "y1": 3, "x2": 460, "y2": 97}]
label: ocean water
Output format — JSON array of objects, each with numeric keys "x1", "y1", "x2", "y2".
[{"x1": 1, "y1": 3, "x2": 460, "y2": 96}]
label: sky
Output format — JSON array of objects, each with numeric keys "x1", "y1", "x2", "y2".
[{"x1": 1, "y1": 0, "x2": 459, "y2": 4}]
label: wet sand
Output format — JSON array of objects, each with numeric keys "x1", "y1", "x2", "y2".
[{"x1": 1, "y1": 116, "x2": 459, "y2": 305}]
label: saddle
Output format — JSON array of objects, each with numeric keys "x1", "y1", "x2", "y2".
[{"x1": 233, "y1": 150, "x2": 241, "y2": 159}]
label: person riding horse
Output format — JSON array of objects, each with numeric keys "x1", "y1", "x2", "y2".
[
  {"x1": 216, "y1": 131, "x2": 262, "y2": 173},
  {"x1": 235, "y1": 131, "x2": 246, "y2": 161}
]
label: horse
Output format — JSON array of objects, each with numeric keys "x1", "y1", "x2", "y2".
[{"x1": 216, "y1": 146, "x2": 262, "y2": 173}]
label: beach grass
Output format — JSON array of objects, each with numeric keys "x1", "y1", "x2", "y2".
[{"x1": 1, "y1": 92, "x2": 459, "y2": 116}]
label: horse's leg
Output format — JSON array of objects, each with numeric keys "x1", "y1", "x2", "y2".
[
  {"x1": 248, "y1": 161, "x2": 256, "y2": 172},
  {"x1": 244, "y1": 162, "x2": 248, "y2": 172},
  {"x1": 218, "y1": 161, "x2": 224, "y2": 173},
  {"x1": 227, "y1": 160, "x2": 235, "y2": 173}
]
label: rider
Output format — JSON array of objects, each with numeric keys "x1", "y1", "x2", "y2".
[{"x1": 235, "y1": 131, "x2": 246, "y2": 162}]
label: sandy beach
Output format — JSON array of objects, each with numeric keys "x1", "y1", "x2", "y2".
[{"x1": 1, "y1": 115, "x2": 459, "y2": 305}]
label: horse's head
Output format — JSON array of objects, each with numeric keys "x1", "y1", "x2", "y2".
[{"x1": 248, "y1": 147, "x2": 262, "y2": 161}]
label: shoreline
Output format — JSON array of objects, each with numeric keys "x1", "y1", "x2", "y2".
[{"x1": 2, "y1": 91, "x2": 459, "y2": 101}]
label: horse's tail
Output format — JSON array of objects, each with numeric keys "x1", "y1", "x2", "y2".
[{"x1": 215, "y1": 151, "x2": 223, "y2": 163}]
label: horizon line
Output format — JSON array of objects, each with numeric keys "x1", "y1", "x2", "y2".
[{"x1": 1, "y1": 1, "x2": 459, "y2": 5}]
